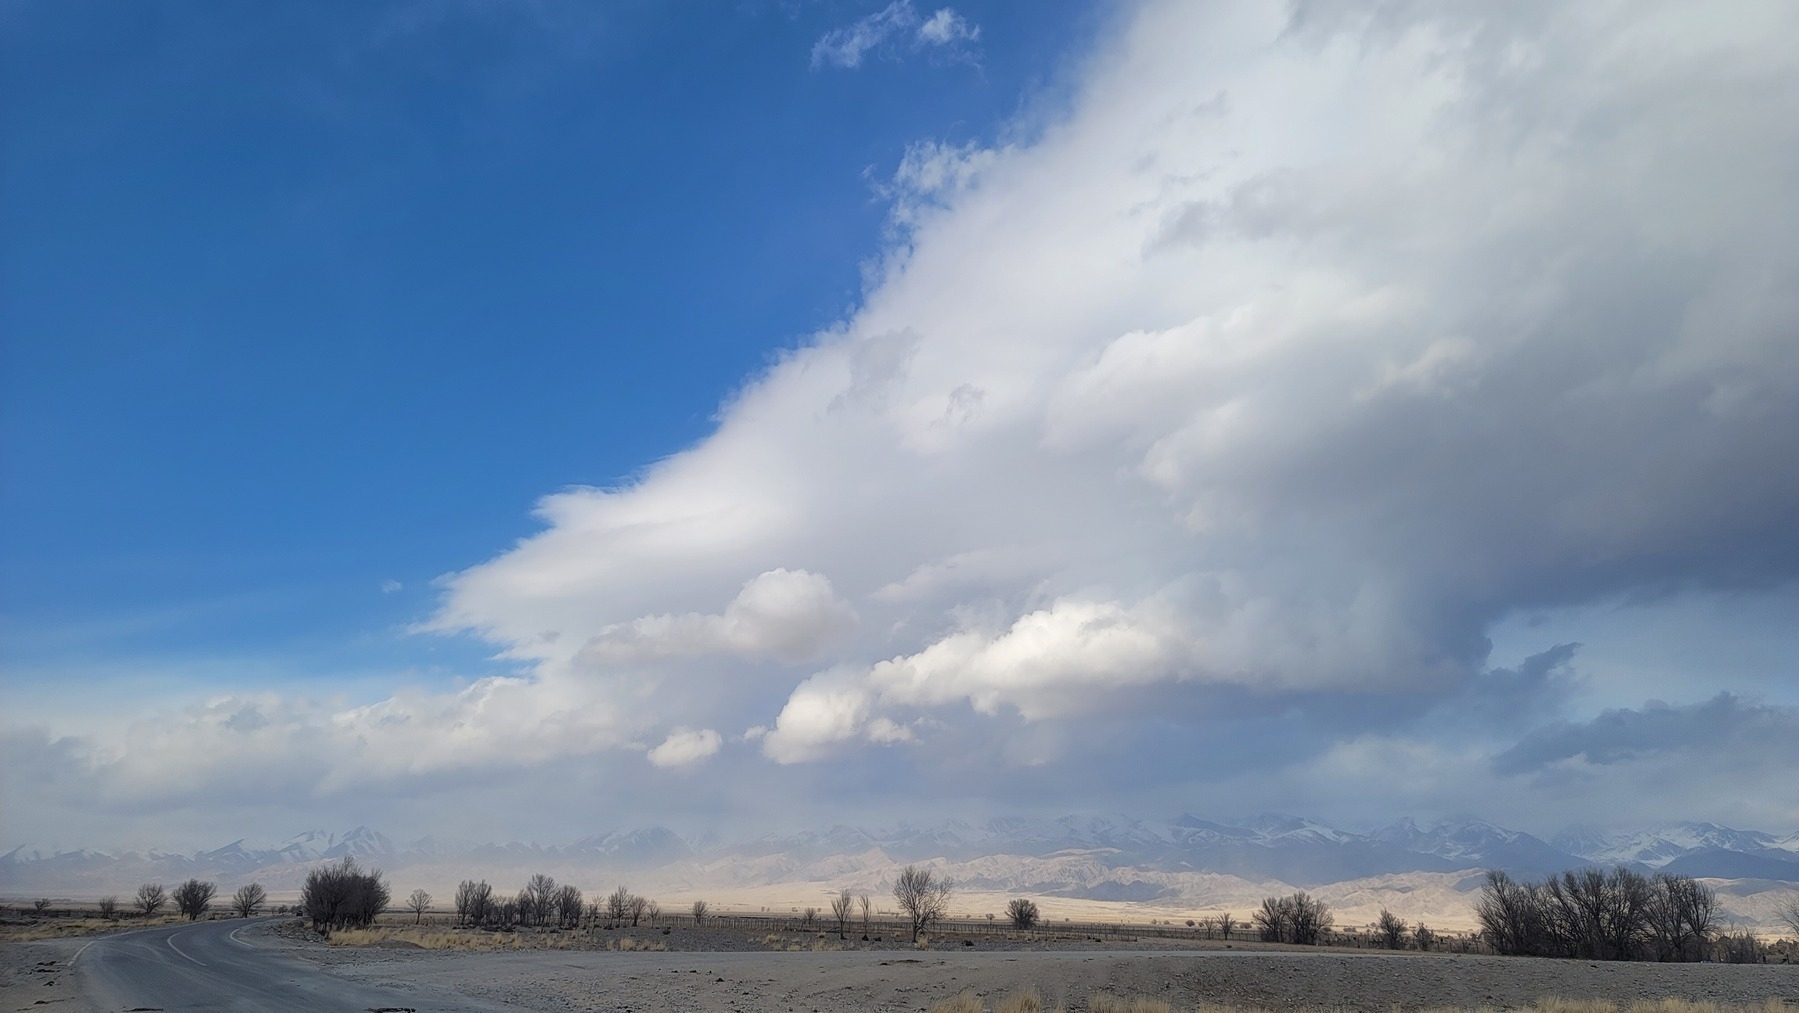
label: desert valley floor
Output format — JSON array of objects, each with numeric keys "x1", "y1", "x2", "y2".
[{"x1": 4, "y1": 917, "x2": 1796, "y2": 1013}]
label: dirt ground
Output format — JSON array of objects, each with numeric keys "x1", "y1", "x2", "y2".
[
  {"x1": 4, "y1": 919, "x2": 1797, "y2": 1013},
  {"x1": 0, "y1": 936, "x2": 86, "y2": 1012},
  {"x1": 306, "y1": 943, "x2": 1799, "y2": 1013}
]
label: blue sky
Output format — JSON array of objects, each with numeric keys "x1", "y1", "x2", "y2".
[
  {"x1": 2, "y1": 0, "x2": 1097, "y2": 691},
  {"x1": 3, "y1": 1, "x2": 1797, "y2": 852}
]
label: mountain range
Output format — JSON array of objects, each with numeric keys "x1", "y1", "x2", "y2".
[{"x1": 7, "y1": 815, "x2": 1798, "y2": 904}]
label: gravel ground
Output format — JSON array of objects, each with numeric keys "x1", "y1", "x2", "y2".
[
  {"x1": 6, "y1": 920, "x2": 1795, "y2": 1013},
  {"x1": 281, "y1": 923, "x2": 1799, "y2": 1013},
  {"x1": 0, "y1": 937, "x2": 87, "y2": 1013}
]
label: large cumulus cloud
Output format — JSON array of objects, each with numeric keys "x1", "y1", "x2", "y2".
[
  {"x1": 9, "y1": 0, "x2": 1799, "y2": 839},
  {"x1": 435, "y1": 0, "x2": 1799, "y2": 756}
]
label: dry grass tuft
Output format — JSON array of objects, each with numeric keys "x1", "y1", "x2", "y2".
[
  {"x1": 327, "y1": 927, "x2": 618, "y2": 951},
  {"x1": 929, "y1": 993, "x2": 984, "y2": 1013},
  {"x1": 607, "y1": 936, "x2": 668, "y2": 952},
  {"x1": 1089, "y1": 996, "x2": 1170, "y2": 1013},
  {"x1": 997, "y1": 988, "x2": 1048, "y2": 1013},
  {"x1": 327, "y1": 927, "x2": 517, "y2": 950}
]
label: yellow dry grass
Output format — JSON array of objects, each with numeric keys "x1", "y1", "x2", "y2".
[
  {"x1": 327, "y1": 927, "x2": 518, "y2": 950},
  {"x1": 929, "y1": 990, "x2": 1068, "y2": 1013},
  {"x1": 326, "y1": 926, "x2": 608, "y2": 951},
  {"x1": 1091, "y1": 997, "x2": 1171, "y2": 1013},
  {"x1": 0, "y1": 916, "x2": 179, "y2": 942},
  {"x1": 757, "y1": 932, "x2": 841, "y2": 952},
  {"x1": 997, "y1": 988, "x2": 1052, "y2": 1013},
  {"x1": 606, "y1": 935, "x2": 668, "y2": 952}
]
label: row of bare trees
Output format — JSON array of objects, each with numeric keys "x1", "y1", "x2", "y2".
[
  {"x1": 1477, "y1": 867, "x2": 1719, "y2": 961},
  {"x1": 107, "y1": 881, "x2": 265, "y2": 921},
  {"x1": 453, "y1": 876, "x2": 656, "y2": 929}
]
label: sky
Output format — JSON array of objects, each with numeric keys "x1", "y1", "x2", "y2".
[{"x1": 2, "y1": 0, "x2": 1797, "y2": 853}]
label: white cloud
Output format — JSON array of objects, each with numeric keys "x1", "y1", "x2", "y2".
[
  {"x1": 810, "y1": 1, "x2": 980, "y2": 70},
  {"x1": 647, "y1": 727, "x2": 723, "y2": 768},
  {"x1": 917, "y1": 8, "x2": 977, "y2": 47},
  {"x1": 12, "y1": 0, "x2": 1799, "y2": 833},
  {"x1": 579, "y1": 568, "x2": 856, "y2": 664},
  {"x1": 761, "y1": 673, "x2": 876, "y2": 763}
]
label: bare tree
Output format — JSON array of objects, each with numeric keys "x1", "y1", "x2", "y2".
[
  {"x1": 136, "y1": 883, "x2": 167, "y2": 917},
  {"x1": 831, "y1": 890, "x2": 854, "y2": 939},
  {"x1": 1479, "y1": 865, "x2": 1704, "y2": 961},
  {"x1": 858, "y1": 893, "x2": 871, "y2": 934},
  {"x1": 691, "y1": 899, "x2": 708, "y2": 925},
  {"x1": 33, "y1": 899, "x2": 51, "y2": 915},
  {"x1": 232, "y1": 883, "x2": 267, "y2": 918},
  {"x1": 1413, "y1": 923, "x2": 1435, "y2": 951},
  {"x1": 1667, "y1": 874, "x2": 1716, "y2": 960},
  {"x1": 646, "y1": 899, "x2": 660, "y2": 924},
  {"x1": 1377, "y1": 908, "x2": 1407, "y2": 950},
  {"x1": 628, "y1": 894, "x2": 649, "y2": 927},
  {"x1": 173, "y1": 879, "x2": 217, "y2": 921},
  {"x1": 554, "y1": 885, "x2": 584, "y2": 929},
  {"x1": 606, "y1": 885, "x2": 632, "y2": 922},
  {"x1": 97, "y1": 896, "x2": 118, "y2": 920},
  {"x1": 1476, "y1": 870, "x2": 1542, "y2": 956},
  {"x1": 406, "y1": 888, "x2": 432, "y2": 924},
  {"x1": 892, "y1": 865, "x2": 952, "y2": 943},
  {"x1": 300, "y1": 858, "x2": 390, "y2": 931},
  {"x1": 1779, "y1": 895, "x2": 1799, "y2": 938},
  {"x1": 525, "y1": 874, "x2": 558, "y2": 927},
  {"x1": 455, "y1": 880, "x2": 493, "y2": 927},
  {"x1": 1255, "y1": 893, "x2": 1331, "y2": 945},
  {"x1": 1006, "y1": 898, "x2": 1040, "y2": 929}
]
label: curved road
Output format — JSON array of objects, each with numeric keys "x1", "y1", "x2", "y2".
[{"x1": 73, "y1": 917, "x2": 505, "y2": 1012}]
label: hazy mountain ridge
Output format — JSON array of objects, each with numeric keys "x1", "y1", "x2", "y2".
[{"x1": 6, "y1": 815, "x2": 1797, "y2": 905}]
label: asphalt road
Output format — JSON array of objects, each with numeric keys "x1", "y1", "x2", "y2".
[{"x1": 73, "y1": 917, "x2": 506, "y2": 1012}]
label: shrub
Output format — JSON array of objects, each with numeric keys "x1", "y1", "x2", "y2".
[{"x1": 1714, "y1": 930, "x2": 1765, "y2": 964}]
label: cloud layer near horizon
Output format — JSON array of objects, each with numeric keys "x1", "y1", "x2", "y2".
[{"x1": 7, "y1": 0, "x2": 1798, "y2": 845}]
